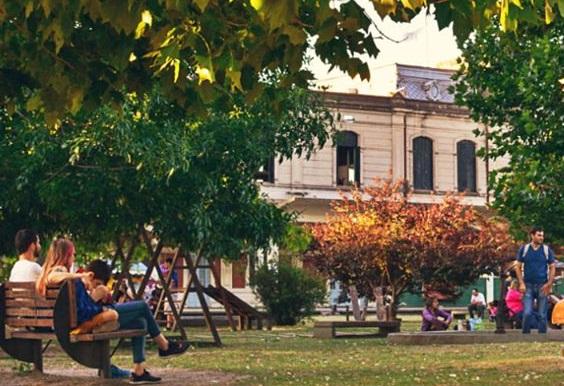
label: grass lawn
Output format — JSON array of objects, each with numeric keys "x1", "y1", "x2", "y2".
[{"x1": 1, "y1": 317, "x2": 562, "y2": 385}]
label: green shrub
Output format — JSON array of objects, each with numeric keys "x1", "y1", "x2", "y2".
[
  {"x1": 250, "y1": 262, "x2": 326, "y2": 325},
  {"x1": 0, "y1": 255, "x2": 17, "y2": 282}
]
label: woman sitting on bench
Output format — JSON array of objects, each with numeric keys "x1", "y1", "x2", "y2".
[
  {"x1": 36, "y1": 237, "x2": 189, "y2": 384},
  {"x1": 421, "y1": 297, "x2": 452, "y2": 331}
]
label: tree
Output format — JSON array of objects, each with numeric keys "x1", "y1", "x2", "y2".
[
  {"x1": 453, "y1": 17, "x2": 564, "y2": 244},
  {"x1": 306, "y1": 179, "x2": 516, "y2": 319},
  {"x1": 1, "y1": 1, "x2": 562, "y2": 123},
  {"x1": 0, "y1": 86, "x2": 334, "y2": 262}
]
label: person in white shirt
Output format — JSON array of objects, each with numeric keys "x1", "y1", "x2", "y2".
[
  {"x1": 9, "y1": 229, "x2": 42, "y2": 282},
  {"x1": 468, "y1": 288, "x2": 486, "y2": 319}
]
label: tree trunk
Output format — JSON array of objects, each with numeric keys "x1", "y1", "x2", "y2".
[
  {"x1": 349, "y1": 285, "x2": 361, "y2": 321},
  {"x1": 373, "y1": 286, "x2": 387, "y2": 321}
]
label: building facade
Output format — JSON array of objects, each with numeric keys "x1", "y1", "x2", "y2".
[{"x1": 200, "y1": 64, "x2": 508, "y2": 307}]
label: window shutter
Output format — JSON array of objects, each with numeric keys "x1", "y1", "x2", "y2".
[
  {"x1": 413, "y1": 137, "x2": 433, "y2": 190},
  {"x1": 457, "y1": 141, "x2": 476, "y2": 192},
  {"x1": 354, "y1": 146, "x2": 361, "y2": 185}
]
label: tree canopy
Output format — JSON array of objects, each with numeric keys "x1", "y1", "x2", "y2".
[
  {"x1": 306, "y1": 179, "x2": 516, "y2": 315},
  {"x1": 1, "y1": 0, "x2": 562, "y2": 124},
  {"x1": 453, "y1": 17, "x2": 563, "y2": 244},
  {"x1": 0, "y1": 86, "x2": 334, "y2": 259}
]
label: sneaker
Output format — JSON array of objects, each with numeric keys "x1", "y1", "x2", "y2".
[
  {"x1": 111, "y1": 364, "x2": 131, "y2": 379},
  {"x1": 129, "y1": 370, "x2": 161, "y2": 384},
  {"x1": 158, "y1": 340, "x2": 189, "y2": 357}
]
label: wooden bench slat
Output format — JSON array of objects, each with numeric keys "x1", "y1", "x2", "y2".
[
  {"x1": 314, "y1": 321, "x2": 400, "y2": 328},
  {"x1": 5, "y1": 282, "x2": 36, "y2": 289},
  {"x1": 6, "y1": 331, "x2": 56, "y2": 340},
  {"x1": 5, "y1": 289, "x2": 38, "y2": 299},
  {"x1": 70, "y1": 329, "x2": 146, "y2": 342},
  {"x1": 5, "y1": 298, "x2": 55, "y2": 308},
  {"x1": 6, "y1": 308, "x2": 54, "y2": 317},
  {"x1": 6, "y1": 317, "x2": 54, "y2": 328}
]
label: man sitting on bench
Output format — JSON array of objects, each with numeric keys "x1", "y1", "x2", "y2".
[
  {"x1": 421, "y1": 297, "x2": 452, "y2": 331},
  {"x1": 9, "y1": 229, "x2": 42, "y2": 282},
  {"x1": 468, "y1": 288, "x2": 486, "y2": 319}
]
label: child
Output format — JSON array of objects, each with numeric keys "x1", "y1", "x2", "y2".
[
  {"x1": 487, "y1": 300, "x2": 498, "y2": 322},
  {"x1": 75, "y1": 259, "x2": 121, "y2": 334}
]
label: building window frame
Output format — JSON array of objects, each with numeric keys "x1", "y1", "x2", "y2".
[{"x1": 336, "y1": 131, "x2": 360, "y2": 186}]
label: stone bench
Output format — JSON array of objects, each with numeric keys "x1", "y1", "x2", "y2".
[
  {"x1": 387, "y1": 329, "x2": 564, "y2": 345},
  {"x1": 313, "y1": 320, "x2": 401, "y2": 339}
]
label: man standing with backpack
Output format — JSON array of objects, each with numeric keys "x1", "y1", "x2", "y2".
[{"x1": 514, "y1": 227, "x2": 556, "y2": 334}]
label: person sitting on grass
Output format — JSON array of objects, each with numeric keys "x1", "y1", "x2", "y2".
[
  {"x1": 36, "y1": 237, "x2": 189, "y2": 384},
  {"x1": 421, "y1": 297, "x2": 452, "y2": 331},
  {"x1": 505, "y1": 279, "x2": 524, "y2": 328},
  {"x1": 487, "y1": 300, "x2": 498, "y2": 322}
]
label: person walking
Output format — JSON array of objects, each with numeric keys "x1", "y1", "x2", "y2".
[{"x1": 514, "y1": 227, "x2": 556, "y2": 334}]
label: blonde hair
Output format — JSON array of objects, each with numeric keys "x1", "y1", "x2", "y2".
[
  {"x1": 509, "y1": 279, "x2": 519, "y2": 290},
  {"x1": 36, "y1": 238, "x2": 75, "y2": 296}
]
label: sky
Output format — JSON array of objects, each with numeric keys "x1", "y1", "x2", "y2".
[{"x1": 310, "y1": 2, "x2": 462, "y2": 94}]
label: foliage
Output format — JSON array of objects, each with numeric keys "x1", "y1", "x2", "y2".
[
  {"x1": 453, "y1": 17, "x2": 564, "y2": 244},
  {"x1": 250, "y1": 262, "x2": 326, "y2": 325},
  {"x1": 306, "y1": 179, "x2": 516, "y2": 312},
  {"x1": 0, "y1": 255, "x2": 16, "y2": 282},
  {"x1": 0, "y1": 87, "x2": 334, "y2": 260},
  {"x1": 0, "y1": 1, "x2": 562, "y2": 123}
]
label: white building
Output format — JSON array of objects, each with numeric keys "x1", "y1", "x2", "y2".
[{"x1": 213, "y1": 64, "x2": 505, "y2": 305}]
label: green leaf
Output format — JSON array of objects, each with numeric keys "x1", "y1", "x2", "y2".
[
  {"x1": 283, "y1": 25, "x2": 307, "y2": 45},
  {"x1": 40, "y1": 0, "x2": 53, "y2": 16},
  {"x1": 195, "y1": 65, "x2": 214, "y2": 84},
  {"x1": 545, "y1": 0, "x2": 555, "y2": 24},
  {"x1": 194, "y1": 0, "x2": 210, "y2": 12},
  {"x1": 135, "y1": 10, "x2": 153, "y2": 38},
  {"x1": 371, "y1": 0, "x2": 397, "y2": 18},
  {"x1": 26, "y1": 94, "x2": 43, "y2": 112},
  {"x1": 250, "y1": 0, "x2": 264, "y2": 11}
]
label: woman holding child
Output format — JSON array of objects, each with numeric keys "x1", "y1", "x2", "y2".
[{"x1": 36, "y1": 237, "x2": 188, "y2": 384}]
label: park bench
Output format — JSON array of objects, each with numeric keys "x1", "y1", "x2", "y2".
[
  {"x1": 0, "y1": 279, "x2": 145, "y2": 378},
  {"x1": 313, "y1": 320, "x2": 401, "y2": 339}
]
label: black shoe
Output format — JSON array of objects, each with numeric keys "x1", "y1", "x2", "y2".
[
  {"x1": 158, "y1": 340, "x2": 189, "y2": 357},
  {"x1": 129, "y1": 370, "x2": 161, "y2": 384}
]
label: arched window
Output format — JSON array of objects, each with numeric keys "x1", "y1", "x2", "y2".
[
  {"x1": 457, "y1": 140, "x2": 477, "y2": 192},
  {"x1": 336, "y1": 131, "x2": 360, "y2": 186},
  {"x1": 413, "y1": 136, "x2": 433, "y2": 191}
]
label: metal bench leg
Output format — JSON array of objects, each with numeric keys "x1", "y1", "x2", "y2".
[
  {"x1": 32, "y1": 340, "x2": 43, "y2": 373},
  {"x1": 101, "y1": 340, "x2": 111, "y2": 379}
]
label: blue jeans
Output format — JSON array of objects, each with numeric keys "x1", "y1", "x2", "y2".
[
  {"x1": 114, "y1": 301, "x2": 161, "y2": 363},
  {"x1": 522, "y1": 283, "x2": 548, "y2": 334}
]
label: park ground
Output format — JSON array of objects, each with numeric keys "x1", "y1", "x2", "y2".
[{"x1": 1, "y1": 316, "x2": 563, "y2": 386}]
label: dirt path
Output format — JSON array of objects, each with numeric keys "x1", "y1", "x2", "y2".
[{"x1": 0, "y1": 368, "x2": 245, "y2": 385}]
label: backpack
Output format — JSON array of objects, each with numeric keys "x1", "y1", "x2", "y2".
[{"x1": 521, "y1": 243, "x2": 549, "y2": 261}]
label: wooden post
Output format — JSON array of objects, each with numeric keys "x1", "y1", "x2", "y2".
[
  {"x1": 185, "y1": 253, "x2": 222, "y2": 346},
  {"x1": 141, "y1": 232, "x2": 187, "y2": 340}
]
